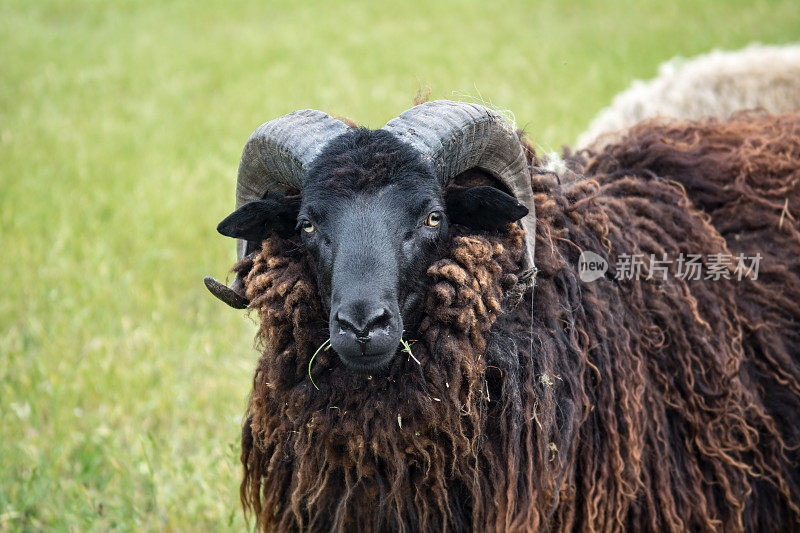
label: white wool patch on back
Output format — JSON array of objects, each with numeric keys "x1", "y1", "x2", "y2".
[{"x1": 576, "y1": 43, "x2": 800, "y2": 149}]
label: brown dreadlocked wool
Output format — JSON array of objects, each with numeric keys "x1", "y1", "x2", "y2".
[{"x1": 235, "y1": 112, "x2": 800, "y2": 532}]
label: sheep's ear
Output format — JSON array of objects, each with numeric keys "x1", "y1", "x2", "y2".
[
  {"x1": 216, "y1": 193, "x2": 301, "y2": 240},
  {"x1": 445, "y1": 185, "x2": 529, "y2": 231}
]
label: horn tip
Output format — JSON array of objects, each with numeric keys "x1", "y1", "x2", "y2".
[{"x1": 204, "y1": 276, "x2": 249, "y2": 309}]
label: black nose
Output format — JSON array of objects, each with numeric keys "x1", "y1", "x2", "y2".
[
  {"x1": 330, "y1": 300, "x2": 401, "y2": 372},
  {"x1": 336, "y1": 305, "x2": 390, "y2": 342}
]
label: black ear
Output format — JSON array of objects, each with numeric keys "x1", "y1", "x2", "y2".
[
  {"x1": 445, "y1": 185, "x2": 529, "y2": 230},
  {"x1": 216, "y1": 193, "x2": 300, "y2": 241}
]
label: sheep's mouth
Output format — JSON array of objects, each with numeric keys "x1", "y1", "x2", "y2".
[{"x1": 336, "y1": 349, "x2": 397, "y2": 375}]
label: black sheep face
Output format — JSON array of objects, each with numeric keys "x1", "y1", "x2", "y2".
[{"x1": 217, "y1": 128, "x2": 528, "y2": 374}]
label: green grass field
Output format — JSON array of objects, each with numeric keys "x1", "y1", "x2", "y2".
[{"x1": 1, "y1": 0, "x2": 798, "y2": 529}]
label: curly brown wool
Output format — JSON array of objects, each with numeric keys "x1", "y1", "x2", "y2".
[{"x1": 235, "y1": 113, "x2": 800, "y2": 532}]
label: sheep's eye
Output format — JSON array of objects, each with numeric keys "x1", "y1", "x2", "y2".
[
  {"x1": 301, "y1": 220, "x2": 315, "y2": 233},
  {"x1": 424, "y1": 211, "x2": 443, "y2": 227}
]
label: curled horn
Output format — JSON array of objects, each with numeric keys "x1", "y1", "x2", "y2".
[
  {"x1": 383, "y1": 100, "x2": 536, "y2": 273},
  {"x1": 205, "y1": 109, "x2": 350, "y2": 308}
]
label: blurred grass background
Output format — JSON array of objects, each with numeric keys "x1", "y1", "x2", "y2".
[{"x1": 1, "y1": 0, "x2": 797, "y2": 529}]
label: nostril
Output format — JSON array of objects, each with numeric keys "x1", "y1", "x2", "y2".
[
  {"x1": 336, "y1": 306, "x2": 393, "y2": 340},
  {"x1": 365, "y1": 307, "x2": 390, "y2": 331},
  {"x1": 336, "y1": 312, "x2": 370, "y2": 338},
  {"x1": 336, "y1": 311, "x2": 358, "y2": 335}
]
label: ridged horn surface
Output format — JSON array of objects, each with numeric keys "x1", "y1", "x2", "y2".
[
  {"x1": 234, "y1": 109, "x2": 349, "y2": 259},
  {"x1": 383, "y1": 100, "x2": 536, "y2": 272}
]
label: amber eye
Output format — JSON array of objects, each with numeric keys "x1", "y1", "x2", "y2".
[
  {"x1": 424, "y1": 211, "x2": 443, "y2": 227},
  {"x1": 301, "y1": 220, "x2": 315, "y2": 233}
]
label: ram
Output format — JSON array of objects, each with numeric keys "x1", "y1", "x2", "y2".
[{"x1": 205, "y1": 101, "x2": 800, "y2": 532}]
